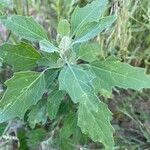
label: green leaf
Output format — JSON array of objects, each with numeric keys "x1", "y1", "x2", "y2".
[
  {"x1": 47, "y1": 89, "x2": 66, "y2": 120},
  {"x1": 60, "y1": 113, "x2": 78, "y2": 140},
  {"x1": 59, "y1": 36, "x2": 72, "y2": 53},
  {"x1": 37, "y1": 53, "x2": 63, "y2": 69},
  {"x1": 1, "y1": 15, "x2": 48, "y2": 42},
  {"x1": 59, "y1": 113, "x2": 84, "y2": 150},
  {"x1": 0, "y1": 123, "x2": 6, "y2": 136},
  {"x1": 58, "y1": 65, "x2": 95, "y2": 105},
  {"x1": 39, "y1": 39, "x2": 59, "y2": 53},
  {"x1": 76, "y1": 42, "x2": 101, "y2": 62},
  {"x1": 44, "y1": 69, "x2": 59, "y2": 89},
  {"x1": 17, "y1": 128, "x2": 28, "y2": 150},
  {"x1": 57, "y1": 19, "x2": 70, "y2": 36},
  {"x1": 59, "y1": 64, "x2": 114, "y2": 149},
  {"x1": 0, "y1": 16, "x2": 6, "y2": 21},
  {"x1": 78, "y1": 100, "x2": 114, "y2": 150},
  {"x1": 0, "y1": 42, "x2": 41, "y2": 71},
  {"x1": 27, "y1": 100, "x2": 47, "y2": 129},
  {"x1": 86, "y1": 57, "x2": 150, "y2": 95},
  {"x1": 27, "y1": 128, "x2": 46, "y2": 148},
  {"x1": 0, "y1": 71, "x2": 46, "y2": 123},
  {"x1": 0, "y1": 0, "x2": 13, "y2": 8},
  {"x1": 71, "y1": 0, "x2": 108, "y2": 34},
  {"x1": 72, "y1": 16, "x2": 116, "y2": 45}
]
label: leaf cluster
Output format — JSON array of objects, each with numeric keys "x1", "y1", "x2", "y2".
[{"x1": 0, "y1": 0, "x2": 150, "y2": 149}]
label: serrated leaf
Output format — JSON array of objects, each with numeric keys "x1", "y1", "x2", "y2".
[
  {"x1": 57, "y1": 19, "x2": 70, "y2": 36},
  {"x1": 47, "y1": 89, "x2": 66, "y2": 120},
  {"x1": 72, "y1": 16, "x2": 116, "y2": 45},
  {"x1": 76, "y1": 42, "x2": 101, "y2": 62},
  {"x1": 1, "y1": 15, "x2": 48, "y2": 42},
  {"x1": 0, "y1": 71, "x2": 46, "y2": 123},
  {"x1": 58, "y1": 65, "x2": 95, "y2": 106},
  {"x1": 28, "y1": 100, "x2": 47, "y2": 129},
  {"x1": 0, "y1": 42, "x2": 41, "y2": 71},
  {"x1": 39, "y1": 39, "x2": 59, "y2": 53},
  {"x1": 78, "y1": 100, "x2": 114, "y2": 150},
  {"x1": 86, "y1": 57, "x2": 150, "y2": 95},
  {"x1": 71, "y1": 0, "x2": 108, "y2": 34},
  {"x1": 59, "y1": 64, "x2": 114, "y2": 149}
]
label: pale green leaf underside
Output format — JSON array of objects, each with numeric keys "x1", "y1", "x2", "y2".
[
  {"x1": 71, "y1": 0, "x2": 108, "y2": 34},
  {"x1": 1, "y1": 15, "x2": 48, "y2": 42},
  {"x1": 78, "y1": 100, "x2": 114, "y2": 150},
  {"x1": 0, "y1": 42, "x2": 41, "y2": 71},
  {"x1": 0, "y1": 71, "x2": 46, "y2": 123},
  {"x1": 59, "y1": 65, "x2": 114, "y2": 149},
  {"x1": 47, "y1": 89, "x2": 66, "y2": 120},
  {"x1": 87, "y1": 57, "x2": 150, "y2": 94},
  {"x1": 72, "y1": 16, "x2": 116, "y2": 45},
  {"x1": 39, "y1": 39, "x2": 59, "y2": 53}
]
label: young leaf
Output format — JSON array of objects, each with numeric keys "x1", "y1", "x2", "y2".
[
  {"x1": 76, "y1": 42, "x2": 101, "y2": 62},
  {"x1": 47, "y1": 89, "x2": 66, "y2": 120},
  {"x1": 57, "y1": 19, "x2": 70, "y2": 36},
  {"x1": 1, "y1": 15, "x2": 48, "y2": 42},
  {"x1": 86, "y1": 57, "x2": 150, "y2": 95},
  {"x1": 39, "y1": 39, "x2": 59, "y2": 53},
  {"x1": 78, "y1": 100, "x2": 114, "y2": 150},
  {"x1": 59, "y1": 36, "x2": 72, "y2": 53},
  {"x1": 0, "y1": 71, "x2": 46, "y2": 123},
  {"x1": 27, "y1": 100, "x2": 47, "y2": 129},
  {"x1": 72, "y1": 16, "x2": 116, "y2": 45},
  {"x1": 71, "y1": 0, "x2": 108, "y2": 34},
  {"x1": 0, "y1": 42, "x2": 41, "y2": 71}
]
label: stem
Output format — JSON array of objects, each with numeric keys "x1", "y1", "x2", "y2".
[
  {"x1": 6, "y1": 31, "x2": 11, "y2": 42},
  {"x1": 56, "y1": 0, "x2": 60, "y2": 21},
  {"x1": 26, "y1": 0, "x2": 29, "y2": 16}
]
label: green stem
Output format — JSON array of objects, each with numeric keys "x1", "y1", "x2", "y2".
[{"x1": 26, "y1": 0, "x2": 29, "y2": 16}]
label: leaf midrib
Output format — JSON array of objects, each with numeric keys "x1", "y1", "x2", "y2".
[
  {"x1": 67, "y1": 65, "x2": 90, "y2": 101},
  {"x1": 6, "y1": 17, "x2": 46, "y2": 40},
  {"x1": 91, "y1": 64, "x2": 146, "y2": 84},
  {"x1": 8, "y1": 51, "x2": 40, "y2": 60},
  {"x1": 0, "y1": 72, "x2": 44, "y2": 116}
]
